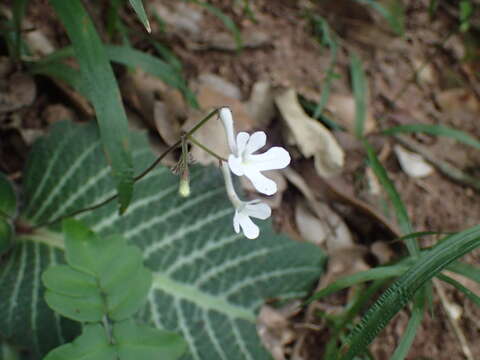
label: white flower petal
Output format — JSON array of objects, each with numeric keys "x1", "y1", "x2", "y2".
[
  {"x1": 219, "y1": 107, "x2": 237, "y2": 154},
  {"x1": 248, "y1": 147, "x2": 291, "y2": 171},
  {"x1": 245, "y1": 131, "x2": 266, "y2": 155},
  {"x1": 228, "y1": 154, "x2": 245, "y2": 176},
  {"x1": 237, "y1": 212, "x2": 260, "y2": 239},
  {"x1": 236, "y1": 132, "x2": 250, "y2": 156},
  {"x1": 245, "y1": 201, "x2": 271, "y2": 220},
  {"x1": 233, "y1": 211, "x2": 241, "y2": 233},
  {"x1": 244, "y1": 168, "x2": 277, "y2": 195}
]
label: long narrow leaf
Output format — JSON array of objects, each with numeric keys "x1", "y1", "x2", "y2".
[
  {"x1": 364, "y1": 143, "x2": 418, "y2": 254},
  {"x1": 341, "y1": 224, "x2": 480, "y2": 360},
  {"x1": 351, "y1": 53, "x2": 367, "y2": 139},
  {"x1": 49, "y1": 0, "x2": 134, "y2": 213},
  {"x1": 105, "y1": 45, "x2": 198, "y2": 108},
  {"x1": 447, "y1": 261, "x2": 480, "y2": 284},
  {"x1": 128, "y1": 0, "x2": 151, "y2": 32},
  {"x1": 383, "y1": 124, "x2": 480, "y2": 151},
  {"x1": 307, "y1": 264, "x2": 409, "y2": 303},
  {"x1": 390, "y1": 292, "x2": 425, "y2": 360},
  {"x1": 437, "y1": 273, "x2": 480, "y2": 307}
]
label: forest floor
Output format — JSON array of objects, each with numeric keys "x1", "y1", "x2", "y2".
[{"x1": 1, "y1": 0, "x2": 480, "y2": 359}]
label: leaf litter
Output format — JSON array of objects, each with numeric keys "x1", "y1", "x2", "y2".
[{"x1": 3, "y1": 0, "x2": 480, "y2": 358}]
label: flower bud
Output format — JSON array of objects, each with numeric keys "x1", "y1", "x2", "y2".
[{"x1": 178, "y1": 169, "x2": 190, "y2": 197}]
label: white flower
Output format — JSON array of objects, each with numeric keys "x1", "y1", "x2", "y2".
[
  {"x1": 219, "y1": 107, "x2": 291, "y2": 196},
  {"x1": 221, "y1": 162, "x2": 271, "y2": 239},
  {"x1": 233, "y1": 200, "x2": 271, "y2": 239}
]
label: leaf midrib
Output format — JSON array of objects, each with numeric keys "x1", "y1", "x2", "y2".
[{"x1": 20, "y1": 230, "x2": 256, "y2": 323}]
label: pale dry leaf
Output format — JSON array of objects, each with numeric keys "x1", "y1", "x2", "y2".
[
  {"x1": 284, "y1": 168, "x2": 353, "y2": 251},
  {"x1": 275, "y1": 88, "x2": 344, "y2": 177},
  {"x1": 394, "y1": 145, "x2": 434, "y2": 178},
  {"x1": 149, "y1": 1, "x2": 204, "y2": 35},
  {"x1": 327, "y1": 93, "x2": 377, "y2": 134},
  {"x1": 24, "y1": 30, "x2": 55, "y2": 58},
  {"x1": 154, "y1": 101, "x2": 181, "y2": 146},
  {"x1": 197, "y1": 73, "x2": 242, "y2": 100},
  {"x1": 246, "y1": 81, "x2": 276, "y2": 129},
  {"x1": 295, "y1": 200, "x2": 327, "y2": 246}
]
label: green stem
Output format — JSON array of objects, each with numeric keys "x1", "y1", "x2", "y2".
[
  {"x1": 32, "y1": 108, "x2": 220, "y2": 229},
  {"x1": 188, "y1": 135, "x2": 227, "y2": 161}
]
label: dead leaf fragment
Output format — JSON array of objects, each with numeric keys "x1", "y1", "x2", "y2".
[
  {"x1": 394, "y1": 145, "x2": 434, "y2": 178},
  {"x1": 246, "y1": 81, "x2": 276, "y2": 129},
  {"x1": 0, "y1": 72, "x2": 36, "y2": 113},
  {"x1": 275, "y1": 89, "x2": 344, "y2": 177},
  {"x1": 327, "y1": 94, "x2": 376, "y2": 134}
]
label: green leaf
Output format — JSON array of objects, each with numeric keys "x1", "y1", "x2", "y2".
[
  {"x1": 350, "y1": 53, "x2": 367, "y2": 138},
  {"x1": 364, "y1": 143, "x2": 417, "y2": 254},
  {"x1": 194, "y1": 1, "x2": 243, "y2": 50},
  {"x1": 104, "y1": 45, "x2": 198, "y2": 108},
  {"x1": 437, "y1": 273, "x2": 480, "y2": 307},
  {"x1": 128, "y1": 0, "x2": 151, "y2": 33},
  {"x1": 43, "y1": 220, "x2": 152, "y2": 322},
  {"x1": 44, "y1": 324, "x2": 115, "y2": 360},
  {"x1": 113, "y1": 319, "x2": 186, "y2": 360},
  {"x1": 49, "y1": 0, "x2": 134, "y2": 213},
  {"x1": 0, "y1": 173, "x2": 16, "y2": 218},
  {"x1": 0, "y1": 218, "x2": 14, "y2": 255},
  {"x1": 356, "y1": 0, "x2": 404, "y2": 35},
  {"x1": 383, "y1": 124, "x2": 480, "y2": 151},
  {"x1": 340, "y1": 224, "x2": 480, "y2": 360},
  {"x1": 2, "y1": 120, "x2": 325, "y2": 358}
]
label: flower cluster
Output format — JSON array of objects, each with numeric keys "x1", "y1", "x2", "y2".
[{"x1": 219, "y1": 107, "x2": 291, "y2": 239}]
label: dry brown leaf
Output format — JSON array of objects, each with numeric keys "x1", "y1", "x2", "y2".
[
  {"x1": 154, "y1": 101, "x2": 182, "y2": 146},
  {"x1": 295, "y1": 200, "x2": 328, "y2": 246},
  {"x1": 327, "y1": 93, "x2": 376, "y2": 134},
  {"x1": 275, "y1": 88, "x2": 344, "y2": 177}
]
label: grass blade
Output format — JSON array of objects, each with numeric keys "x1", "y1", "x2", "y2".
[
  {"x1": 364, "y1": 143, "x2": 417, "y2": 254},
  {"x1": 447, "y1": 261, "x2": 480, "y2": 284},
  {"x1": 105, "y1": 45, "x2": 198, "y2": 108},
  {"x1": 351, "y1": 53, "x2": 367, "y2": 139},
  {"x1": 307, "y1": 263, "x2": 409, "y2": 303},
  {"x1": 390, "y1": 293, "x2": 425, "y2": 360},
  {"x1": 383, "y1": 124, "x2": 480, "y2": 151},
  {"x1": 356, "y1": 0, "x2": 404, "y2": 35},
  {"x1": 437, "y1": 273, "x2": 480, "y2": 306},
  {"x1": 193, "y1": 0, "x2": 242, "y2": 50},
  {"x1": 128, "y1": 0, "x2": 151, "y2": 33},
  {"x1": 341, "y1": 224, "x2": 480, "y2": 360},
  {"x1": 49, "y1": 0, "x2": 134, "y2": 213}
]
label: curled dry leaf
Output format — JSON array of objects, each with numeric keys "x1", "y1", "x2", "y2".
[
  {"x1": 284, "y1": 168, "x2": 353, "y2": 251},
  {"x1": 295, "y1": 201, "x2": 328, "y2": 246},
  {"x1": 394, "y1": 145, "x2": 434, "y2": 178},
  {"x1": 275, "y1": 88, "x2": 344, "y2": 178},
  {"x1": 327, "y1": 93, "x2": 376, "y2": 134}
]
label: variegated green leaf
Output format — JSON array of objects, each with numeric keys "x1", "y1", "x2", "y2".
[{"x1": 0, "y1": 121, "x2": 325, "y2": 359}]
